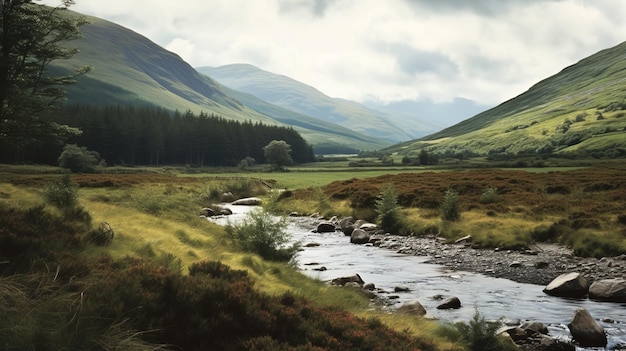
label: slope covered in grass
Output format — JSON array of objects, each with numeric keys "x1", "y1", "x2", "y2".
[{"x1": 387, "y1": 41, "x2": 626, "y2": 158}]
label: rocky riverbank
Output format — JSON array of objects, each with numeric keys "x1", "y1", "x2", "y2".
[{"x1": 370, "y1": 234, "x2": 626, "y2": 286}]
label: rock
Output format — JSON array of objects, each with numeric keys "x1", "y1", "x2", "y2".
[
  {"x1": 543, "y1": 272, "x2": 589, "y2": 298},
  {"x1": 313, "y1": 266, "x2": 327, "y2": 271},
  {"x1": 534, "y1": 261, "x2": 549, "y2": 269},
  {"x1": 221, "y1": 192, "x2": 235, "y2": 202},
  {"x1": 350, "y1": 228, "x2": 370, "y2": 244},
  {"x1": 200, "y1": 207, "x2": 215, "y2": 217},
  {"x1": 342, "y1": 224, "x2": 355, "y2": 236},
  {"x1": 394, "y1": 285, "x2": 410, "y2": 292},
  {"x1": 567, "y1": 308, "x2": 607, "y2": 347},
  {"x1": 436, "y1": 296, "x2": 461, "y2": 309},
  {"x1": 316, "y1": 222, "x2": 336, "y2": 233},
  {"x1": 397, "y1": 301, "x2": 427, "y2": 316},
  {"x1": 232, "y1": 197, "x2": 262, "y2": 206},
  {"x1": 304, "y1": 242, "x2": 321, "y2": 247},
  {"x1": 332, "y1": 274, "x2": 364, "y2": 287},
  {"x1": 219, "y1": 208, "x2": 233, "y2": 216},
  {"x1": 344, "y1": 282, "x2": 362, "y2": 289},
  {"x1": 338, "y1": 216, "x2": 354, "y2": 231},
  {"x1": 521, "y1": 321, "x2": 549, "y2": 335},
  {"x1": 363, "y1": 283, "x2": 375, "y2": 291},
  {"x1": 589, "y1": 278, "x2": 626, "y2": 302},
  {"x1": 509, "y1": 261, "x2": 522, "y2": 268},
  {"x1": 454, "y1": 235, "x2": 472, "y2": 244},
  {"x1": 353, "y1": 219, "x2": 369, "y2": 228}
]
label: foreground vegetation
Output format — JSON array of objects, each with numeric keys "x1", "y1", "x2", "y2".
[
  {"x1": 2, "y1": 160, "x2": 624, "y2": 349},
  {"x1": 0, "y1": 168, "x2": 471, "y2": 350}
]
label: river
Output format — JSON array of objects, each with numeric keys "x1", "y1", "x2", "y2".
[{"x1": 210, "y1": 204, "x2": 626, "y2": 350}]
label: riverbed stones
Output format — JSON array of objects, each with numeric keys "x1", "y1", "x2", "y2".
[
  {"x1": 589, "y1": 278, "x2": 626, "y2": 302},
  {"x1": 397, "y1": 301, "x2": 427, "y2": 316},
  {"x1": 350, "y1": 228, "x2": 370, "y2": 244},
  {"x1": 316, "y1": 222, "x2": 336, "y2": 233},
  {"x1": 567, "y1": 308, "x2": 607, "y2": 347},
  {"x1": 436, "y1": 296, "x2": 461, "y2": 309},
  {"x1": 331, "y1": 274, "x2": 364, "y2": 287},
  {"x1": 543, "y1": 272, "x2": 589, "y2": 298},
  {"x1": 232, "y1": 197, "x2": 262, "y2": 206}
]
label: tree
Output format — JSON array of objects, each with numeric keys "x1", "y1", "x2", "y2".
[
  {"x1": 0, "y1": 0, "x2": 89, "y2": 160},
  {"x1": 263, "y1": 140, "x2": 293, "y2": 171},
  {"x1": 57, "y1": 143, "x2": 101, "y2": 172}
]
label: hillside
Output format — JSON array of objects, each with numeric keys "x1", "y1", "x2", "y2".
[
  {"x1": 51, "y1": 15, "x2": 387, "y2": 151},
  {"x1": 386, "y1": 41, "x2": 626, "y2": 159},
  {"x1": 197, "y1": 64, "x2": 439, "y2": 142}
]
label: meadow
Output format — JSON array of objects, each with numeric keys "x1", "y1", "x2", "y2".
[{"x1": 2, "y1": 161, "x2": 625, "y2": 350}]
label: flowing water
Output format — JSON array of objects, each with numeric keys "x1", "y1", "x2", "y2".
[{"x1": 210, "y1": 204, "x2": 626, "y2": 350}]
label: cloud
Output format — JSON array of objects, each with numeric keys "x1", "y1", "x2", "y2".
[{"x1": 40, "y1": 0, "x2": 626, "y2": 106}]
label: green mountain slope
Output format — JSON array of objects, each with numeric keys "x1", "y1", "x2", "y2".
[
  {"x1": 387, "y1": 41, "x2": 626, "y2": 158},
  {"x1": 197, "y1": 64, "x2": 438, "y2": 142},
  {"x1": 51, "y1": 15, "x2": 385, "y2": 151}
]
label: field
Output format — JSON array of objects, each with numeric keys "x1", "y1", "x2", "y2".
[{"x1": 2, "y1": 162, "x2": 625, "y2": 349}]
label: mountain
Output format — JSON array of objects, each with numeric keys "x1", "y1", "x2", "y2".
[
  {"x1": 197, "y1": 64, "x2": 441, "y2": 142},
  {"x1": 50, "y1": 15, "x2": 388, "y2": 151},
  {"x1": 386, "y1": 41, "x2": 626, "y2": 158}
]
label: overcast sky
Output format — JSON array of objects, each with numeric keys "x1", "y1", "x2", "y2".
[{"x1": 42, "y1": 0, "x2": 626, "y2": 107}]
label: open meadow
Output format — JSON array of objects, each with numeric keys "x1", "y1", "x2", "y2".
[{"x1": 2, "y1": 161, "x2": 625, "y2": 350}]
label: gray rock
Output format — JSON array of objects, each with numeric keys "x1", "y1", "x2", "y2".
[
  {"x1": 332, "y1": 274, "x2": 364, "y2": 287},
  {"x1": 543, "y1": 272, "x2": 589, "y2": 298},
  {"x1": 521, "y1": 321, "x2": 549, "y2": 335},
  {"x1": 221, "y1": 192, "x2": 235, "y2": 202},
  {"x1": 454, "y1": 235, "x2": 472, "y2": 244},
  {"x1": 397, "y1": 301, "x2": 426, "y2": 316},
  {"x1": 436, "y1": 296, "x2": 461, "y2": 309},
  {"x1": 589, "y1": 278, "x2": 626, "y2": 302},
  {"x1": 363, "y1": 283, "x2": 376, "y2": 291},
  {"x1": 316, "y1": 222, "x2": 336, "y2": 233},
  {"x1": 232, "y1": 197, "x2": 262, "y2": 206},
  {"x1": 567, "y1": 308, "x2": 607, "y2": 347},
  {"x1": 200, "y1": 207, "x2": 215, "y2": 217},
  {"x1": 219, "y1": 208, "x2": 233, "y2": 216},
  {"x1": 394, "y1": 285, "x2": 410, "y2": 292},
  {"x1": 350, "y1": 228, "x2": 370, "y2": 244}
]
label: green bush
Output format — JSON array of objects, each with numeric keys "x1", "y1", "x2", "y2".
[
  {"x1": 439, "y1": 311, "x2": 517, "y2": 351},
  {"x1": 440, "y1": 189, "x2": 460, "y2": 221},
  {"x1": 57, "y1": 144, "x2": 102, "y2": 173},
  {"x1": 479, "y1": 187, "x2": 499, "y2": 204},
  {"x1": 375, "y1": 183, "x2": 406, "y2": 234},
  {"x1": 43, "y1": 174, "x2": 79, "y2": 209},
  {"x1": 226, "y1": 207, "x2": 300, "y2": 261}
]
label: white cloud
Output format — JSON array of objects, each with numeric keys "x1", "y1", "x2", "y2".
[{"x1": 40, "y1": 0, "x2": 626, "y2": 106}]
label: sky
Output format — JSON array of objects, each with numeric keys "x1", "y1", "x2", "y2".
[{"x1": 41, "y1": 0, "x2": 626, "y2": 107}]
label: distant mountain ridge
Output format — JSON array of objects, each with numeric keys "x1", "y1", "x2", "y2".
[
  {"x1": 51, "y1": 14, "x2": 390, "y2": 151},
  {"x1": 197, "y1": 64, "x2": 443, "y2": 142}
]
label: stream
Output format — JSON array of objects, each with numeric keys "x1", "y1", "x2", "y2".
[{"x1": 209, "y1": 204, "x2": 626, "y2": 350}]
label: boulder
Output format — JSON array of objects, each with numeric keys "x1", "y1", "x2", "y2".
[
  {"x1": 219, "y1": 208, "x2": 233, "y2": 216},
  {"x1": 521, "y1": 321, "x2": 549, "y2": 335},
  {"x1": 567, "y1": 308, "x2": 607, "y2": 347},
  {"x1": 350, "y1": 228, "x2": 370, "y2": 244},
  {"x1": 394, "y1": 285, "x2": 410, "y2": 292},
  {"x1": 232, "y1": 197, "x2": 262, "y2": 206},
  {"x1": 221, "y1": 192, "x2": 235, "y2": 202},
  {"x1": 543, "y1": 272, "x2": 589, "y2": 298},
  {"x1": 353, "y1": 219, "x2": 369, "y2": 228},
  {"x1": 338, "y1": 216, "x2": 354, "y2": 232},
  {"x1": 316, "y1": 222, "x2": 336, "y2": 233},
  {"x1": 589, "y1": 278, "x2": 626, "y2": 302},
  {"x1": 436, "y1": 296, "x2": 461, "y2": 310},
  {"x1": 342, "y1": 224, "x2": 355, "y2": 236},
  {"x1": 200, "y1": 207, "x2": 215, "y2": 217},
  {"x1": 332, "y1": 274, "x2": 364, "y2": 287},
  {"x1": 397, "y1": 301, "x2": 427, "y2": 316}
]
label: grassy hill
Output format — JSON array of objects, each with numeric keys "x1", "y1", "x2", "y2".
[
  {"x1": 386, "y1": 41, "x2": 626, "y2": 159},
  {"x1": 51, "y1": 15, "x2": 386, "y2": 152},
  {"x1": 198, "y1": 64, "x2": 435, "y2": 143}
]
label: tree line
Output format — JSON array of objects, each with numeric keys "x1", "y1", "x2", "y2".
[{"x1": 1, "y1": 104, "x2": 315, "y2": 167}]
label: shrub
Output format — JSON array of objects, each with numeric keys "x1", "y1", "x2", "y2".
[
  {"x1": 43, "y1": 174, "x2": 79, "y2": 209},
  {"x1": 479, "y1": 187, "x2": 499, "y2": 204},
  {"x1": 375, "y1": 184, "x2": 406, "y2": 234},
  {"x1": 439, "y1": 310, "x2": 517, "y2": 351},
  {"x1": 57, "y1": 144, "x2": 102, "y2": 173},
  {"x1": 440, "y1": 189, "x2": 460, "y2": 221},
  {"x1": 226, "y1": 207, "x2": 300, "y2": 261}
]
